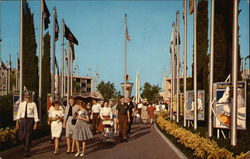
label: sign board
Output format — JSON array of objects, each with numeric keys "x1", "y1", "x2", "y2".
[
  {"x1": 186, "y1": 90, "x2": 205, "y2": 120},
  {"x1": 213, "y1": 81, "x2": 247, "y2": 130}
]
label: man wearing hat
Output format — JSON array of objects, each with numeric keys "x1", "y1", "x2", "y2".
[{"x1": 16, "y1": 92, "x2": 39, "y2": 158}]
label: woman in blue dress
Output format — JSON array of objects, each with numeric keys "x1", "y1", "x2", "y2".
[{"x1": 73, "y1": 100, "x2": 93, "y2": 157}]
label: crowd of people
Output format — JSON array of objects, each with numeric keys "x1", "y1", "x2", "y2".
[{"x1": 15, "y1": 92, "x2": 167, "y2": 158}]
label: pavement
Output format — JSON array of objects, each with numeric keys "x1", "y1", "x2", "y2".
[{"x1": 3, "y1": 124, "x2": 183, "y2": 159}]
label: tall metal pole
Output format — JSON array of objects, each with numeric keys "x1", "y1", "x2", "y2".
[
  {"x1": 231, "y1": 0, "x2": 239, "y2": 146},
  {"x1": 16, "y1": 53, "x2": 19, "y2": 91},
  {"x1": 67, "y1": 42, "x2": 70, "y2": 105},
  {"x1": 19, "y1": 0, "x2": 24, "y2": 103},
  {"x1": 61, "y1": 19, "x2": 65, "y2": 99},
  {"x1": 38, "y1": 0, "x2": 44, "y2": 118},
  {"x1": 183, "y1": 0, "x2": 187, "y2": 127},
  {"x1": 8, "y1": 55, "x2": 11, "y2": 93},
  {"x1": 70, "y1": 45, "x2": 73, "y2": 96},
  {"x1": 64, "y1": 49, "x2": 67, "y2": 97},
  {"x1": 51, "y1": 7, "x2": 56, "y2": 102},
  {"x1": 193, "y1": 0, "x2": 198, "y2": 130},
  {"x1": 170, "y1": 23, "x2": 175, "y2": 120},
  {"x1": 208, "y1": 0, "x2": 215, "y2": 137},
  {"x1": 176, "y1": 11, "x2": 180, "y2": 123},
  {"x1": 124, "y1": 14, "x2": 128, "y2": 100}
]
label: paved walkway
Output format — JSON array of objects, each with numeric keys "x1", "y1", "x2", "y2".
[{"x1": 6, "y1": 124, "x2": 181, "y2": 159}]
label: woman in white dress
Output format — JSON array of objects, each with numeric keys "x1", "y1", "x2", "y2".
[{"x1": 48, "y1": 101, "x2": 64, "y2": 154}]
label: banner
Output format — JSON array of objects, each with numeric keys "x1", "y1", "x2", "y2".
[
  {"x1": 186, "y1": 90, "x2": 205, "y2": 120},
  {"x1": 213, "y1": 81, "x2": 246, "y2": 130}
]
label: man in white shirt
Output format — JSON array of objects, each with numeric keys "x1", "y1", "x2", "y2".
[
  {"x1": 91, "y1": 99, "x2": 102, "y2": 135},
  {"x1": 16, "y1": 93, "x2": 39, "y2": 158}
]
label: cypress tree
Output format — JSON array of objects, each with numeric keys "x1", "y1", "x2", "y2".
[
  {"x1": 197, "y1": 0, "x2": 209, "y2": 92},
  {"x1": 22, "y1": 3, "x2": 39, "y2": 98},
  {"x1": 214, "y1": 0, "x2": 241, "y2": 82},
  {"x1": 41, "y1": 32, "x2": 51, "y2": 115}
]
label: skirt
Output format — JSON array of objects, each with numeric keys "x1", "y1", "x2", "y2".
[
  {"x1": 51, "y1": 121, "x2": 63, "y2": 138},
  {"x1": 66, "y1": 116, "x2": 74, "y2": 138},
  {"x1": 73, "y1": 120, "x2": 93, "y2": 141}
]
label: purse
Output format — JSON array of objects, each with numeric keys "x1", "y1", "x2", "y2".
[{"x1": 71, "y1": 119, "x2": 77, "y2": 125}]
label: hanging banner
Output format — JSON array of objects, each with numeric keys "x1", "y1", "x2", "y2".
[
  {"x1": 186, "y1": 90, "x2": 205, "y2": 120},
  {"x1": 213, "y1": 81, "x2": 246, "y2": 130}
]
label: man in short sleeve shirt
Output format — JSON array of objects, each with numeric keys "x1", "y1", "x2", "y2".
[{"x1": 116, "y1": 96, "x2": 130, "y2": 142}]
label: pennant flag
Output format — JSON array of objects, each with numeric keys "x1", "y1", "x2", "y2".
[
  {"x1": 43, "y1": 0, "x2": 50, "y2": 30},
  {"x1": 170, "y1": 23, "x2": 175, "y2": 54},
  {"x1": 0, "y1": 61, "x2": 7, "y2": 70},
  {"x1": 189, "y1": 0, "x2": 194, "y2": 15},
  {"x1": 126, "y1": 26, "x2": 131, "y2": 41},
  {"x1": 70, "y1": 42, "x2": 75, "y2": 60},
  {"x1": 64, "y1": 24, "x2": 79, "y2": 45},
  {"x1": 54, "y1": 9, "x2": 59, "y2": 41}
]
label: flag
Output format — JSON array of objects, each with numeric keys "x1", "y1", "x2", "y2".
[
  {"x1": 126, "y1": 26, "x2": 131, "y2": 41},
  {"x1": 55, "y1": 57, "x2": 59, "y2": 74},
  {"x1": 17, "y1": 58, "x2": 20, "y2": 71},
  {"x1": 64, "y1": 24, "x2": 79, "y2": 45},
  {"x1": 175, "y1": 32, "x2": 181, "y2": 45},
  {"x1": 54, "y1": 8, "x2": 59, "y2": 41},
  {"x1": 170, "y1": 23, "x2": 175, "y2": 54},
  {"x1": 43, "y1": 0, "x2": 50, "y2": 30},
  {"x1": 70, "y1": 42, "x2": 75, "y2": 60},
  {"x1": 0, "y1": 61, "x2": 7, "y2": 70},
  {"x1": 189, "y1": 0, "x2": 194, "y2": 15}
]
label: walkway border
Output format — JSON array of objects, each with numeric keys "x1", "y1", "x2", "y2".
[
  {"x1": 0, "y1": 136, "x2": 50, "y2": 158},
  {"x1": 154, "y1": 123, "x2": 188, "y2": 159}
]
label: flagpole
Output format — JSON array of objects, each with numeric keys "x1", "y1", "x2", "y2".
[
  {"x1": 8, "y1": 55, "x2": 11, "y2": 93},
  {"x1": 208, "y1": 0, "x2": 215, "y2": 137},
  {"x1": 67, "y1": 42, "x2": 70, "y2": 105},
  {"x1": 124, "y1": 14, "x2": 127, "y2": 100},
  {"x1": 51, "y1": 7, "x2": 56, "y2": 102},
  {"x1": 19, "y1": 0, "x2": 24, "y2": 103},
  {"x1": 70, "y1": 44, "x2": 73, "y2": 96},
  {"x1": 176, "y1": 11, "x2": 180, "y2": 123},
  {"x1": 38, "y1": 0, "x2": 44, "y2": 118},
  {"x1": 193, "y1": 0, "x2": 198, "y2": 130},
  {"x1": 64, "y1": 49, "x2": 67, "y2": 98},
  {"x1": 170, "y1": 23, "x2": 175, "y2": 120},
  {"x1": 183, "y1": 0, "x2": 187, "y2": 127},
  {"x1": 16, "y1": 53, "x2": 18, "y2": 91},
  {"x1": 231, "y1": 0, "x2": 239, "y2": 146},
  {"x1": 61, "y1": 19, "x2": 65, "y2": 99}
]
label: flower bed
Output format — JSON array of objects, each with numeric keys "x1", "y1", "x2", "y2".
[{"x1": 156, "y1": 112, "x2": 250, "y2": 159}]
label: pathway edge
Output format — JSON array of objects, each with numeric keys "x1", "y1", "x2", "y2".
[{"x1": 154, "y1": 123, "x2": 188, "y2": 159}]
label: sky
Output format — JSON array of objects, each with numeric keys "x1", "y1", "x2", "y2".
[{"x1": 0, "y1": 0, "x2": 249, "y2": 94}]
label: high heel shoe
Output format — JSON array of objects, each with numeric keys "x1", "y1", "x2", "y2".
[
  {"x1": 75, "y1": 151, "x2": 80, "y2": 157},
  {"x1": 80, "y1": 152, "x2": 85, "y2": 157}
]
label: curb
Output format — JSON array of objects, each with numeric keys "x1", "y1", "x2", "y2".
[
  {"x1": 154, "y1": 123, "x2": 188, "y2": 159},
  {"x1": 0, "y1": 135, "x2": 51, "y2": 158}
]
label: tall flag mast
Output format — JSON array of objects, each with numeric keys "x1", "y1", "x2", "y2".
[
  {"x1": 208, "y1": 0, "x2": 215, "y2": 137},
  {"x1": 183, "y1": 0, "x2": 187, "y2": 127},
  {"x1": 123, "y1": 14, "x2": 131, "y2": 100},
  {"x1": 175, "y1": 11, "x2": 180, "y2": 123},
  {"x1": 170, "y1": 22, "x2": 175, "y2": 120},
  {"x1": 231, "y1": 0, "x2": 239, "y2": 146},
  {"x1": 19, "y1": 0, "x2": 24, "y2": 103}
]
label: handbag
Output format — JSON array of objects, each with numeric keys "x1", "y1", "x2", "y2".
[{"x1": 71, "y1": 118, "x2": 77, "y2": 125}]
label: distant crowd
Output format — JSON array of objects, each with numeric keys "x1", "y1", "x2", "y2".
[{"x1": 16, "y1": 92, "x2": 167, "y2": 158}]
